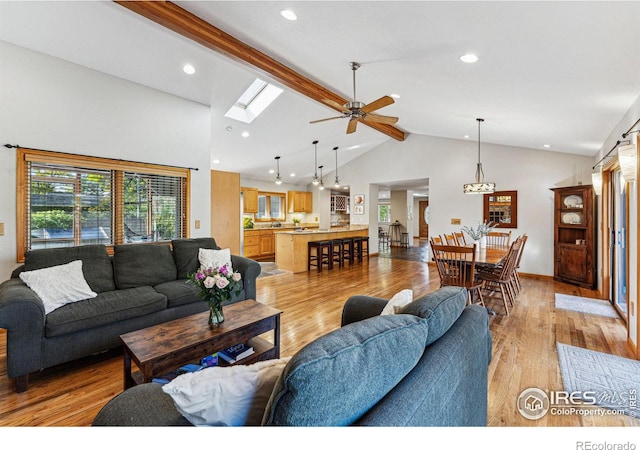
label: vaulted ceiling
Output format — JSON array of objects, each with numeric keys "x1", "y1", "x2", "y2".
[{"x1": 1, "y1": 1, "x2": 639, "y2": 187}]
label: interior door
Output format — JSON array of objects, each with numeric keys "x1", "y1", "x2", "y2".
[
  {"x1": 610, "y1": 170, "x2": 628, "y2": 319},
  {"x1": 419, "y1": 200, "x2": 429, "y2": 238}
]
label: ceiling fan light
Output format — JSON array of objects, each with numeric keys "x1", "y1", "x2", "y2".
[{"x1": 275, "y1": 176, "x2": 283, "y2": 185}]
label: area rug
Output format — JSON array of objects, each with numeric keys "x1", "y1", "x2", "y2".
[
  {"x1": 257, "y1": 262, "x2": 287, "y2": 278},
  {"x1": 557, "y1": 343, "x2": 640, "y2": 417},
  {"x1": 554, "y1": 293, "x2": 618, "y2": 318}
]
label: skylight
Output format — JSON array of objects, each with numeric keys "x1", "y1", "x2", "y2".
[{"x1": 225, "y1": 78, "x2": 283, "y2": 124}]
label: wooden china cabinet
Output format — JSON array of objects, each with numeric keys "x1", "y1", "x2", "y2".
[{"x1": 550, "y1": 185, "x2": 596, "y2": 289}]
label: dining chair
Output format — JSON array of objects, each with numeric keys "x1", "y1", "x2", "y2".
[
  {"x1": 511, "y1": 234, "x2": 527, "y2": 295},
  {"x1": 453, "y1": 232, "x2": 466, "y2": 245},
  {"x1": 430, "y1": 236, "x2": 443, "y2": 245},
  {"x1": 444, "y1": 233, "x2": 458, "y2": 245},
  {"x1": 430, "y1": 242, "x2": 485, "y2": 307},
  {"x1": 485, "y1": 230, "x2": 512, "y2": 246},
  {"x1": 475, "y1": 237, "x2": 522, "y2": 315}
]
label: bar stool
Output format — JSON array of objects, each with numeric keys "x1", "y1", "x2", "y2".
[
  {"x1": 353, "y1": 236, "x2": 369, "y2": 262},
  {"x1": 308, "y1": 240, "x2": 332, "y2": 272},
  {"x1": 400, "y1": 232, "x2": 409, "y2": 248},
  {"x1": 329, "y1": 239, "x2": 344, "y2": 268},
  {"x1": 341, "y1": 237, "x2": 355, "y2": 265}
]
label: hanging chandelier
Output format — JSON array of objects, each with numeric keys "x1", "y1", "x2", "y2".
[{"x1": 463, "y1": 118, "x2": 496, "y2": 194}]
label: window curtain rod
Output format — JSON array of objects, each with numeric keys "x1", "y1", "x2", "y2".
[
  {"x1": 592, "y1": 139, "x2": 631, "y2": 170},
  {"x1": 622, "y1": 117, "x2": 640, "y2": 138},
  {"x1": 3, "y1": 144, "x2": 199, "y2": 171}
]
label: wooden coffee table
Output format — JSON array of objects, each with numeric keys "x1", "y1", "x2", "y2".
[{"x1": 120, "y1": 299, "x2": 281, "y2": 389}]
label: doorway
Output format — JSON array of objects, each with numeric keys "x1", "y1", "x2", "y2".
[
  {"x1": 610, "y1": 169, "x2": 628, "y2": 319},
  {"x1": 419, "y1": 200, "x2": 429, "y2": 239}
]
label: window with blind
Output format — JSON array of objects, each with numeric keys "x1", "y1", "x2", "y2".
[{"x1": 17, "y1": 148, "x2": 190, "y2": 260}]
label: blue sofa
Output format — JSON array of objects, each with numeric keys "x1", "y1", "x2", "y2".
[
  {"x1": 0, "y1": 238, "x2": 261, "y2": 392},
  {"x1": 92, "y1": 286, "x2": 492, "y2": 426}
]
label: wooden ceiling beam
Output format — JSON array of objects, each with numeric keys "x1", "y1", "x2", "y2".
[{"x1": 114, "y1": 1, "x2": 406, "y2": 141}]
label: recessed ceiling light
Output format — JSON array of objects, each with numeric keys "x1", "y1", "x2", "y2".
[
  {"x1": 212, "y1": 159, "x2": 220, "y2": 164},
  {"x1": 183, "y1": 64, "x2": 196, "y2": 75},
  {"x1": 280, "y1": 9, "x2": 297, "y2": 21},
  {"x1": 390, "y1": 93, "x2": 401, "y2": 99},
  {"x1": 290, "y1": 173, "x2": 296, "y2": 177},
  {"x1": 459, "y1": 54, "x2": 479, "y2": 63},
  {"x1": 343, "y1": 186, "x2": 349, "y2": 190},
  {"x1": 464, "y1": 135, "x2": 470, "y2": 139},
  {"x1": 543, "y1": 144, "x2": 551, "y2": 148},
  {"x1": 241, "y1": 131, "x2": 250, "y2": 138},
  {"x1": 269, "y1": 169, "x2": 275, "y2": 174}
]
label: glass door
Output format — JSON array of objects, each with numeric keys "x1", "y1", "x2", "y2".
[{"x1": 610, "y1": 169, "x2": 628, "y2": 319}]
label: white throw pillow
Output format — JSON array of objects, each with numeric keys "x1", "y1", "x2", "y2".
[
  {"x1": 162, "y1": 357, "x2": 290, "y2": 426},
  {"x1": 380, "y1": 289, "x2": 414, "y2": 315},
  {"x1": 198, "y1": 248, "x2": 232, "y2": 271},
  {"x1": 19, "y1": 260, "x2": 98, "y2": 314}
]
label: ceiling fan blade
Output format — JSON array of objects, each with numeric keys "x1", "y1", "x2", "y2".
[
  {"x1": 310, "y1": 116, "x2": 344, "y2": 124},
  {"x1": 362, "y1": 113, "x2": 399, "y2": 125},
  {"x1": 321, "y1": 98, "x2": 350, "y2": 113},
  {"x1": 360, "y1": 95, "x2": 394, "y2": 113},
  {"x1": 346, "y1": 118, "x2": 358, "y2": 134}
]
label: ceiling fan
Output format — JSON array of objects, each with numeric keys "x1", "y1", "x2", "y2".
[{"x1": 310, "y1": 62, "x2": 398, "y2": 134}]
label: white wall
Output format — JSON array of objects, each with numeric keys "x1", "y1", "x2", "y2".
[
  {"x1": 0, "y1": 42, "x2": 212, "y2": 279},
  {"x1": 338, "y1": 133, "x2": 594, "y2": 276}
]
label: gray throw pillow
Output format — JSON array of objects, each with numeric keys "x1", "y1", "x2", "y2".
[
  {"x1": 262, "y1": 314, "x2": 429, "y2": 426},
  {"x1": 113, "y1": 244, "x2": 177, "y2": 289},
  {"x1": 23, "y1": 244, "x2": 115, "y2": 293},
  {"x1": 171, "y1": 238, "x2": 220, "y2": 279},
  {"x1": 399, "y1": 286, "x2": 467, "y2": 346}
]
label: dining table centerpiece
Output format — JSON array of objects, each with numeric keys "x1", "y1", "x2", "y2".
[
  {"x1": 461, "y1": 221, "x2": 497, "y2": 248},
  {"x1": 187, "y1": 264, "x2": 242, "y2": 328}
]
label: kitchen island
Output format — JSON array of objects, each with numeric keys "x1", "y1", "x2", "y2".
[{"x1": 275, "y1": 225, "x2": 369, "y2": 273}]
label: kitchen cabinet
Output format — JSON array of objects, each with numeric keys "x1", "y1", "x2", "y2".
[
  {"x1": 550, "y1": 185, "x2": 596, "y2": 289},
  {"x1": 243, "y1": 229, "x2": 275, "y2": 261},
  {"x1": 241, "y1": 187, "x2": 259, "y2": 213},
  {"x1": 288, "y1": 191, "x2": 312, "y2": 213}
]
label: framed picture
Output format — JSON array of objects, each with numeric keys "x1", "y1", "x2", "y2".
[
  {"x1": 354, "y1": 194, "x2": 365, "y2": 206},
  {"x1": 354, "y1": 205, "x2": 364, "y2": 215}
]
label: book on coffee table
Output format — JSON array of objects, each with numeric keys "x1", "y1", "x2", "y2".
[{"x1": 218, "y1": 343, "x2": 254, "y2": 364}]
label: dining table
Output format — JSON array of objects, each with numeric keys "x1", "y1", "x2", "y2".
[{"x1": 472, "y1": 244, "x2": 510, "y2": 268}]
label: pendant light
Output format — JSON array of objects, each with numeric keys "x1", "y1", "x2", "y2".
[
  {"x1": 591, "y1": 169, "x2": 603, "y2": 195},
  {"x1": 274, "y1": 156, "x2": 282, "y2": 185},
  {"x1": 333, "y1": 146, "x2": 340, "y2": 188},
  {"x1": 463, "y1": 118, "x2": 496, "y2": 194},
  {"x1": 311, "y1": 140, "x2": 320, "y2": 185},
  {"x1": 618, "y1": 143, "x2": 637, "y2": 182},
  {"x1": 318, "y1": 165, "x2": 325, "y2": 190}
]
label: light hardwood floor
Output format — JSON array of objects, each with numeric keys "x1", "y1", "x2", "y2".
[{"x1": 0, "y1": 247, "x2": 637, "y2": 427}]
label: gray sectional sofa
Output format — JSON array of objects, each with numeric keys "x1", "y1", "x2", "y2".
[
  {"x1": 0, "y1": 238, "x2": 261, "y2": 392},
  {"x1": 93, "y1": 286, "x2": 492, "y2": 426}
]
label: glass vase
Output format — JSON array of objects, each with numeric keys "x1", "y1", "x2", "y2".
[{"x1": 208, "y1": 300, "x2": 225, "y2": 328}]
